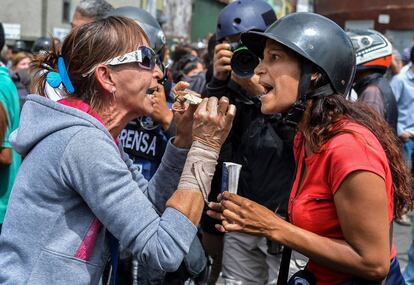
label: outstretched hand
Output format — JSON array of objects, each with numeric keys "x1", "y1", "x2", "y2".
[
  {"x1": 171, "y1": 81, "x2": 198, "y2": 148},
  {"x1": 207, "y1": 192, "x2": 285, "y2": 240},
  {"x1": 192, "y1": 96, "x2": 235, "y2": 152}
]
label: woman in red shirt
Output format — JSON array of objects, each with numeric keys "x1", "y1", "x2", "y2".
[{"x1": 208, "y1": 12, "x2": 413, "y2": 285}]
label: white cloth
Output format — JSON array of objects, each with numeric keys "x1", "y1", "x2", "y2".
[
  {"x1": 177, "y1": 141, "x2": 218, "y2": 202},
  {"x1": 39, "y1": 69, "x2": 66, "y2": 101}
]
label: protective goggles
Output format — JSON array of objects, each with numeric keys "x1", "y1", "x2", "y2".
[{"x1": 105, "y1": 46, "x2": 158, "y2": 70}]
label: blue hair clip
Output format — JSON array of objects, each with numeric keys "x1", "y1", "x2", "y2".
[{"x1": 46, "y1": 56, "x2": 75, "y2": 94}]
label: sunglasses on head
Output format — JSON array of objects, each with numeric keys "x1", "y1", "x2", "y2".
[{"x1": 105, "y1": 46, "x2": 158, "y2": 70}]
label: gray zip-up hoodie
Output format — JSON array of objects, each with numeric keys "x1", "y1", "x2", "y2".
[{"x1": 0, "y1": 95, "x2": 197, "y2": 284}]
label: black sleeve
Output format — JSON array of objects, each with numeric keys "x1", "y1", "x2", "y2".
[{"x1": 205, "y1": 77, "x2": 229, "y2": 98}]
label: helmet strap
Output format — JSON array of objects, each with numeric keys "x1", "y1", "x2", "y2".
[
  {"x1": 282, "y1": 60, "x2": 313, "y2": 126},
  {"x1": 306, "y1": 83, "x2": 334, "y2": 99}
]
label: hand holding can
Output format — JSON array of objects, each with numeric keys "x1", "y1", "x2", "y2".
[{"x1": 221, "y1": 162, "x2": 242, "y2": 194}]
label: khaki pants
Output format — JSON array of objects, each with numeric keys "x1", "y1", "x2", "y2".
[{"x1": 222, "y1": 232, "x2": 306, "y2": 285}]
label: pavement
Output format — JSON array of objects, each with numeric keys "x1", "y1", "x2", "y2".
[{"x1": 395, "y1": 213, "x2": 413, "y2": 271}]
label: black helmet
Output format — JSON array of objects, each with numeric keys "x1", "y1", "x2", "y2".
[
  {"x1": 32, "y1": 37, "x2": 52, "y2": 53},
  {"x1": 216, "y1": 0, "x2": 277, "y2": 41},
  {"x1": 241, "y1": 12, "x2": 356, "y2": 96},
  {"x1": 13, "y1": 40, "x2": 29, "y2": 53},
  {"x1": 347, "y1": 29, "x2": 392, "y2": 74},
  {"x1": 107, "y1": 6, "x2": 166, "y2": 54}
]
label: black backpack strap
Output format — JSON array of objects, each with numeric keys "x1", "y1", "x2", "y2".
[{"x1": 276, "y1": 139, "x2": 304, "y2": 285}]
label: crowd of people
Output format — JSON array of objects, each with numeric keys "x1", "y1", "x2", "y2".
[{"x1": 0, "y1": 0, "x2": 414, "y2": 284}]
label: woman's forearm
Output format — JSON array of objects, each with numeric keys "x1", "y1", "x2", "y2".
[
  {"x1": 173, "y1": 135, "x2": 192, "y2": 149},
  {"x1": 274, "y1": 220, "x2": 389, "y2": 280},
  {"x1": 169, "y1": 141, "x2": 218, "y2": 224},
  {"x1": 166, "y1": 190, "x2": 204, "y2": 224}
]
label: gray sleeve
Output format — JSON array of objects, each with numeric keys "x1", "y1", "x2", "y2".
[
  {"x1": 146, "y1": 139, "x2": 189, "y2": 213},
  {"x1": 118, "y1": 138, "x2": 189, "y2": 214},
  {"x1": 359, "y1": 85, "x2": 385, "y2": 118},
  {"x1": 60, "y1": 129, "x2": 197, "y2": 272},
  {"x1": 118, "y1": 144, "x2": 149, "y2": 191},
  {"x1": 390, "y1": 76, "x2": 403, "y2": 102}
]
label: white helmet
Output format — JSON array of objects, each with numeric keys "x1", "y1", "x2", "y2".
[{"x1": 347, "y1": 29, "x2": 393, "y2": 74}]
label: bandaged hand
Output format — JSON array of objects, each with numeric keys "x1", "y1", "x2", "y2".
[
  {"x1": 192, "y1": 96, "x2": 235, "y2": 152},
  {"x1": 177, "y1": 97, "x2": 236, "y2": 202}
]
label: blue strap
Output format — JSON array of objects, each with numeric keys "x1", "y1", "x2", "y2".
[
  {"x1": 108, "y1": 231, "x2": 119, "y2": 285},
  {"x1": 57, "y1": 57, "x2": 75, "y2": 94},
  {"x1": 45, "y1": 56, "x2": 75, "y2": 94}
]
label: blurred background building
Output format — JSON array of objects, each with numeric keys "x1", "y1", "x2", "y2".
[
  {"x1": 29, "y1": 0, "x2": 414, "y2": 51},
  {"x1": 0, "y1": 0, "x2": 167, "y2": 44},
  {"x1": 0, "y1": 0, "x2": 308, "y2": 44},
  {"x1": 315, "y1": 0, "x2": 414, "y2": 52}
]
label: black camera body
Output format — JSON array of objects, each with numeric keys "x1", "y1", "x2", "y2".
[
  {"x1": 229, "y1": 42, "x2": 260, "y2": 78},
  {"x1": 228, "y1": 41, "x2": 243, "y2": 52}
]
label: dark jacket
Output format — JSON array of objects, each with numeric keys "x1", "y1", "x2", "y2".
[
  {"x1": 205, "y1": 77, "x2": 295, "y2": 215},
  {"x1": 10, "y1": 69, "x2": 31, "y2": 108},
  {"x1": 354, "y1": 73, "x2": 398, "y2": 133}
]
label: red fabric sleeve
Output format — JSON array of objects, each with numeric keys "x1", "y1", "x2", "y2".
[{"x1": 327, "y1": 131, "x2": 387, "y2": 194}]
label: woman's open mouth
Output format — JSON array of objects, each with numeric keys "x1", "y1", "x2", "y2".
[{"x1": 260, "y1": 82, "x2": 274, "y2": 97}]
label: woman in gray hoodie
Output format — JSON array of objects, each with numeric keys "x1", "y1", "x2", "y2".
[{"x1": 0, "y1": 16, "x2": 235, "y2": 284}]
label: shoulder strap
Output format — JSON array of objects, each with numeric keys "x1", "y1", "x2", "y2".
[
  {"x1": 277, "y1": 246, "x2": 292, "y2": 285},
  {"x1": 276, "y1": 139, "x2": 303, "y2": 285}
]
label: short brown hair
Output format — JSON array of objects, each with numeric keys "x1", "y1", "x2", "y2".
[
  {"x1": 11, "y1": 52, "x2": 32, "y2": 68},
  {"x1": 31, "y1": 16, "x2": 149, "y2": 111}
]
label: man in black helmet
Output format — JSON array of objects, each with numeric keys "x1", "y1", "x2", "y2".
[
  {"x1": 203, "y1": 1, "x2": 299, "y2": 284},
  {"x1": 11, "y1": 40, "x2": 29, "y2": 54},
  {"x1": 31, "y1": 37, "x2": 54, "y2": 54}
]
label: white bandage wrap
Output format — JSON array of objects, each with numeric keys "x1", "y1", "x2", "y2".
[{"x1": 177, "y1": 141, "x2": 219, "y2": 202}]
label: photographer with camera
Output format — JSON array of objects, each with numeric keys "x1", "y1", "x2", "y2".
[{"x1": 202, "y1": 0, "x2": 301, "y2": 284}]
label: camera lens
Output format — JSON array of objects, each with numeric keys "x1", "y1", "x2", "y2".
[{"x1": 231, "y1": 46, "x2": 260, "y2": 78}]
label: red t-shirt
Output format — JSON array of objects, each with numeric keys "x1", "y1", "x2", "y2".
[{"x1": 288, "y1": 121, "x2": 396, "y2": 285}]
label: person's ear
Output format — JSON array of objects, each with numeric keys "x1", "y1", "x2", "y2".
[
  {"x1": 311, "y1": 72, "x2": 320, "y2": 81},
  {"x1": 95, "y1": 64, "x2": 116, "y2": 94}
]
